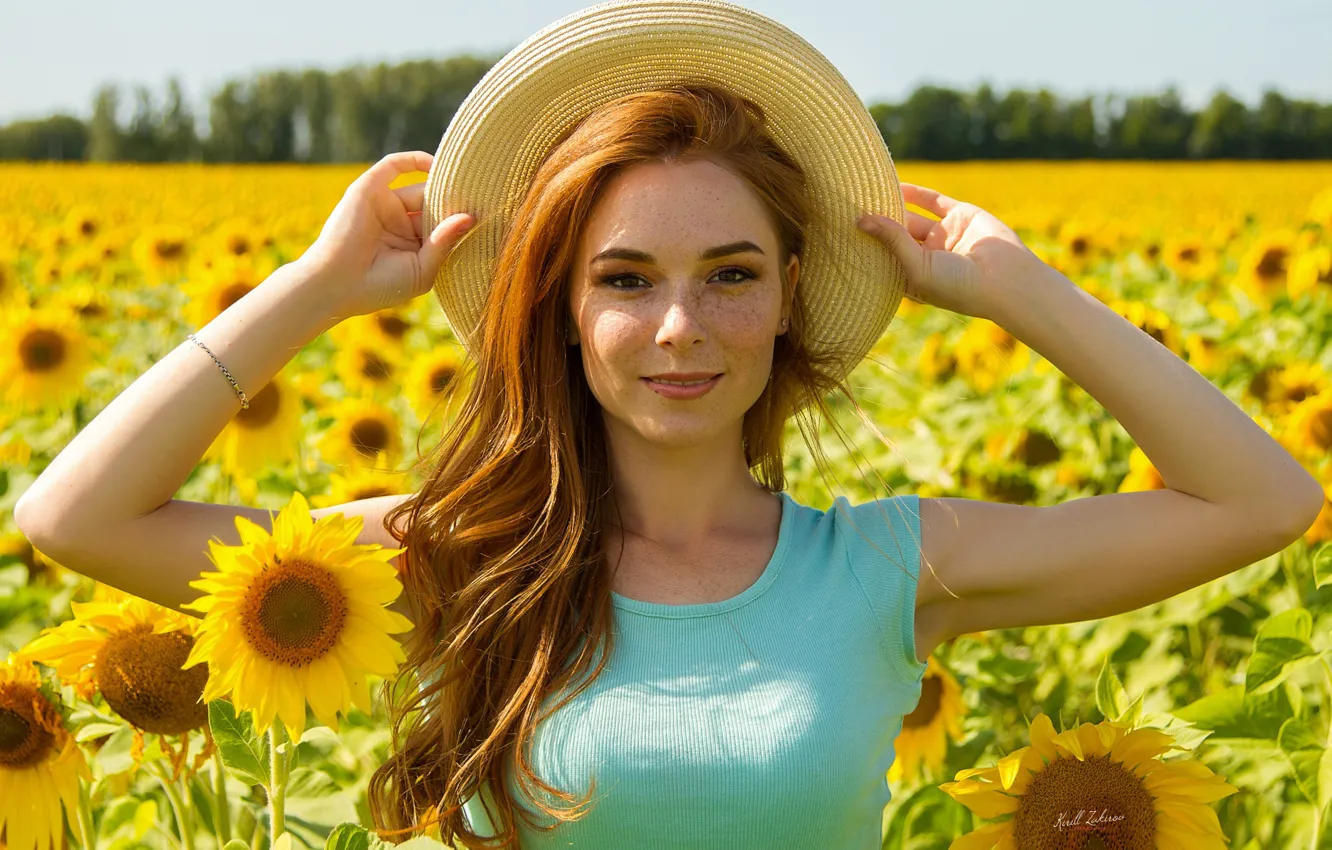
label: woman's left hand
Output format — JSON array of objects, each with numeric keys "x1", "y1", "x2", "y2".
[{"x1": 858, "y1": 183, "x2": 1051, "y2": 321}]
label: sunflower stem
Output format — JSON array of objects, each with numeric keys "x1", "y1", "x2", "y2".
[
  {"x1": 268, "y1": 723, "x2": 288, "y2": 842},
  {"x1": 76, "y1": 776, "x2": 96, "y2": 849},
  {"x1": 212, "y1": 748, "x2": 234, "y2": 844},
  {"x1": 150, "y1": 762, "x2": 196, "y2": 850}
]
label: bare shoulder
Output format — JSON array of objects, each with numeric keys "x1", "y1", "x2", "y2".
[{"x1": 916, "y1": 496, "x2": 1032, "y2": 609}]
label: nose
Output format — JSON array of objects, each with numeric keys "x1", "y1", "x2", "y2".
[{"x1": 655, "y1": 294, "x2": 706, "y2": 350}]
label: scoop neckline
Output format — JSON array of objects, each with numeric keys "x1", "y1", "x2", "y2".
[{"x1": 609, "y1": 490, "x2": 794, "y2": 619}]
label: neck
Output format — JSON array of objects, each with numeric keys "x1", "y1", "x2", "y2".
[{"x1": 601, "y1": 421, "x2": 773, "y2": 548}]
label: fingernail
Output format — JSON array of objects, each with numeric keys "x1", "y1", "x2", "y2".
[{"x1": 857, "y1": 215, "x2": 878, "y2": 233}]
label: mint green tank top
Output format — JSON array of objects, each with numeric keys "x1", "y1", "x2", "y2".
[{"x1": 456, "y1": 491, "x2": 929, "y2": 848}]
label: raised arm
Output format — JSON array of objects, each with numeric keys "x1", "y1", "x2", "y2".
[{"x1": 14, "y1": 150, "x2": 475, "y2": 615}]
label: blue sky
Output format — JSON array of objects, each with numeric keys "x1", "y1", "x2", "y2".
[{"x1": 3, "y1": 0, "x2": 1328, "y2": 124}]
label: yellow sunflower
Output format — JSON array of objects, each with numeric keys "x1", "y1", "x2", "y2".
[
  {"x1": 18, "y1": 585, "x2": 210, "y2": 737},
  {"x1": 317, "y1": 397, "x2": 403, "y2": 471},
  {"x1": 1282, "y1": 390, "x2": 1332, "y2": 461},
  {"x1": 309, "y1": 453, "x2": 407, "y2": 508},
  {"x1": 1181, "y1": 333, "x2": 1231, "y2": 378},
  {"x1": 131, "y1": 224, "x2": 193, "y2": 284},
  {"x1": 889, "y1": 655, "x2": 966, "y2": 786},
  {"x1": 1056, "y1": 219, "x2": 1099, "y2": 272},
  {"x1": 940, "y1": 712, "x2": 1237, "y2": 849},
  {"x1": 1288, "y1": 245, "x2": 1332, "y2": 300},
  {"x1": 202, "y1": 368, "x2": 304, "y2": 488},
  {"x1": 60, "y1": 205, "x2": 102, "y2": 245},
  {"x1": 207, "y1": 217, "x2": 268, "y2": 259},
  {"x1": 330, "y1": 319, "x2": 405, "y2": 398},
  {"x1": 182, "y1": 253, "x2": 280, "y2": 329},
  {"x1": 0, "y1": 302, "x2": 102, "y2": 415},
  {"x1": 181, "y1": 491, "x2": 413, "y2": 740},
  {"x1": 359, "y1": 307, "x2": 415, "y2": 349},
  {"x1": 0, "y1": 653, "x2": 89, "y2": 850},
  {"x1": 1237, "y1": 229, "x2": 1297, "y2": 304},
  {"x1": 43, "y1": 280, "x2": 111, "y2": 324},
  {"x1": 1161, "y1": 234, "x2": 1217, "y2": 282},
  {"x1": 403, "y1": 345, "x2": 468, "y2": 423},
  {"x1": 1269, "y1": 361, "x2": 1330, "y2": 412}
]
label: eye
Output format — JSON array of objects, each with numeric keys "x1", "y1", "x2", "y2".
[{"x1": 595, "y1": 266, "x2": 757, "y2": 289}]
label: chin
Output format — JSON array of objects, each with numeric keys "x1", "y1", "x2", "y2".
[{"x1": 624, "y1": 415, "x2": 735, "y2": 449}]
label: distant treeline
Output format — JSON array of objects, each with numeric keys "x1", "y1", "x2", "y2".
[{"x1": 2, "y1": 54, "x2": 1330, "y2": 162}]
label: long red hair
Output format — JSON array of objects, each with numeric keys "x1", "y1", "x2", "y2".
[{"x1": 366, "y1": 82, "x2": 924, "y2": 848}]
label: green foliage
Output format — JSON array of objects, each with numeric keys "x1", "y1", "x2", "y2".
[{"x1": 4, "y1": 62, "x2": 1331, "y2": 162}]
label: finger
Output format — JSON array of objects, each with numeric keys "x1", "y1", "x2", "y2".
[
  {"x1": 416, "y1": 212, "x2": 476, "y2": 286},
  {"x1": 859, "y1": 215, "x2": 924, "y2": 284},
  {"x1": 905, "y1": 210, "x2": 936, "y2": 242},
  {"x1": 364, "y1": 151, "x2": 435, "y2": 187},
  {"x1": 900, "y1": 183, "x2": 959, "y2": 218},
  {"x1": 394, "y1": 182, "x2": 426, "y2": 213}
]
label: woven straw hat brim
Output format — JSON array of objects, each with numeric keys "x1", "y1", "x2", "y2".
[{"x1": 422, "y1": 0, "x2": 907, "y2": 384}]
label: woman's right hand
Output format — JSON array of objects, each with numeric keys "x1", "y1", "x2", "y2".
[{"x1": 299, "y1": 150, "x2": 476, "y2": 319}]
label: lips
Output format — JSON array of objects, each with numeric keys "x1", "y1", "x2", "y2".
[
  {"x1": 641, "y1": 373, "x2": 723, "y2": 398},
  {"x1": 642, "y1": 372, "x2": 722, "y2": 382}
]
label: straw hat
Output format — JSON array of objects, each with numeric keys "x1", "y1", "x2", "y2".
[{"x1": 421, "y1": 0, "x2": 908, "y2": 384}]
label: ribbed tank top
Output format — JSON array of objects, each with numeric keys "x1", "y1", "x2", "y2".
[{"x1": 447, "y1": 490, "x2": 928, "y2": 848}]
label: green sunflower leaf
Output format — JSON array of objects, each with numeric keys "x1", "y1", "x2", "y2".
[
  {"x1": 210, "y1": 699, "x2": 271, "y2": 788},
  {"x1": 1246, "y1": 607, "x2": 1316, "y2": 694},
  {"x1": 325, "y1": 823, "x2": 371, "y2": 850}
]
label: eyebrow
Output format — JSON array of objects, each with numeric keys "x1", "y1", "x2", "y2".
[{"x1": 590, "y1": 240, "x2": 766, "y2": 265}]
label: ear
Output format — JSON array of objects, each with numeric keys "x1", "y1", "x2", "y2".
[{"x1": 781, "y1": 253, "x2": 800, "y2": 333}]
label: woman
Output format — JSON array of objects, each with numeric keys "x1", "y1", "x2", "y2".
[{"x1": 15, "y1": 3, "x2": 1323, "y2": 850}]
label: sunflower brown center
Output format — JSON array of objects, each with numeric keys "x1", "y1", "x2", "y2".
[
  {"x1": 94, "y1": 624, "x2": 210, "y2": 736},
  {"x1": 218, "y1": 284, "x2": 255, "y2": 312},
  {"x1": 0, "y1": 684, "x2": 57, "y2": 769},
  {"x1": 353, "y1": 486, "x2": 393, "y2": 499},
  {"x1": 901, "y1": 675, "x2": 942, "y2": 730},
  {"x1": 350, "y1": 419, "x2": 390, "y2": 457},
  {"x1": 430, "y1": 366, "x2": 456, "y2": 394},
  {"x1": 1256, "y1": 247, "x2": 1287, "y2": 280},
  {"x1": 361, "y1": 351, "x2": 393, "y2": 382},
  {"x1": 1309, "y1": 408, "x2": 1332, "y2": 450},
  {"x1": 241, "y1": 559, "x2": 348, "y2": 667},
  {"x1": 1012, "y1": 753, "x2": 1156, "y2": 849},
  {"x1": 236, "y1": 382, "x2": 281, "y2": 429},
  {"x1": 376, "y1": 315, "x2": 410, "y2": 338},
  {"x1": 1016, "y1": 429, "x2": 1062, "y2": 467},
  {"x1": 156, "y1": 239, "x2": 185, "y2": 261},
  {"x1": 20, "y1": 329, "x2": 67, "y2": 373}
]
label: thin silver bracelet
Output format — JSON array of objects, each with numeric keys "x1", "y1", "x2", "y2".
[{"x1": 188, "y1": 332, "x2": 250, "y2": 409}]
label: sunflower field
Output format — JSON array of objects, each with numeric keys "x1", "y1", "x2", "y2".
[{"x1": 1, "y1": 160, "x2": 1331, "y2": 850}]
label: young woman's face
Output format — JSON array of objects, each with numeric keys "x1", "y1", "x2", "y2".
[{"x1": 567, "y1": 158, "x2": 799, "y2": 450}]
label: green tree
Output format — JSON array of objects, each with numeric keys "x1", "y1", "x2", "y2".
[{"x1": 87, "y1": 84, "x2": 123, "y2": 162}]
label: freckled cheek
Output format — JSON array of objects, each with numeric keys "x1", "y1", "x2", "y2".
[{"x1": 581, "y1": 312, "x2": 645, "y2": 384}]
